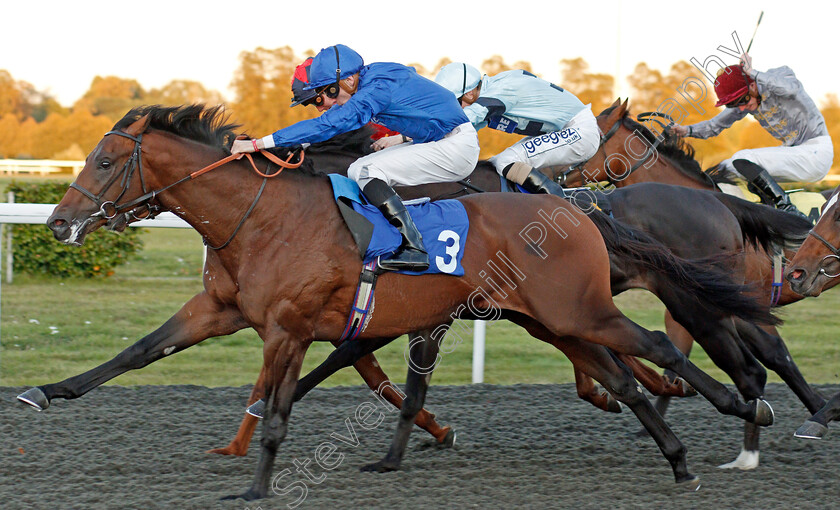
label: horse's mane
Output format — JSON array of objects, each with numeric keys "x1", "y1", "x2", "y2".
[
  {"x1": 114, "y1": 104, "x2": 241, "y2": 149},
  {"x1": 600, "y1": 106, "x2": 714, "y2": 186},
  {"x1": 114, "y1": 104, "x2": 378, "y2": 177}
]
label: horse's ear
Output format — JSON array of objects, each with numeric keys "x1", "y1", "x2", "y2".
[
  {"x1": 125, "y1": 114, "x2": 151, "y2": 137},
  {"x1": 620, "y1": 98, "x2": 630, "y2": 116},
  {"x1": 611, "y1": 98, "x2": 621, "y2": 107}
]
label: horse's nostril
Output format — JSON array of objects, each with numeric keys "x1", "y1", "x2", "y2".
[{"x1": 53, "y1": 218, "x2": 66, "y2": 227}]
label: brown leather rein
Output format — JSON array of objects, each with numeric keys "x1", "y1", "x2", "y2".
[{"x1": 69, "y1": 130, "x2": 304, "y2": 249}]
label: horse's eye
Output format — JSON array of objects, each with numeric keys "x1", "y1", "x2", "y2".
[{"x1": 99, "y1": 160, "x2": 111, "y2": 170}]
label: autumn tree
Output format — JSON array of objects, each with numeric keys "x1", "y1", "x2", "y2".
[
  {"x1": 559, "y1": 58, "x2": 614, "y2": 114},
  {"x1": 146, "y1": 80, "x2": 224, "y2": 107},
  {"x1": 228, "y1": 46, "x2": 318, "y2": 138},
  {"x1": 73, "y1": 76, "x2": 146, "y2": 122}
]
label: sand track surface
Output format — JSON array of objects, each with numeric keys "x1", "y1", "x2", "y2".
[{"x1": 3, "y1": 383, "x2": 839, "y2": 509}]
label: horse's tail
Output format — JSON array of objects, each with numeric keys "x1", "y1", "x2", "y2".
[
  {"x1": 587, "y1": 209, "x2": 780, "y2": 326},
  {"x1": 712, "y1": 193, "x2": 811, "y2": 253}
]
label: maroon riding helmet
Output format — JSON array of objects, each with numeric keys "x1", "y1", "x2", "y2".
[
  {"x1": 714, "y1": 65, "x2": 754, "y2": 107},
  {"x1": 291, "y1": 58, "x2": 320, "y2": 107}
]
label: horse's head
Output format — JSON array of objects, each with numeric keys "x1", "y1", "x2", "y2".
[
  {"x1": 563, "y1": 98, "x2": 632, "y2": 186},
  {"x1": 786, "y1": 188, "x2": 840, "y2": 296},
  {"x1": 48, "y1": 114, "x2": 153, "y2": 245}
]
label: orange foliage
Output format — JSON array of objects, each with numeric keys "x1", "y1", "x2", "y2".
[{"x1": 0, "y1": 51, "x2": 836, "y2": 174}]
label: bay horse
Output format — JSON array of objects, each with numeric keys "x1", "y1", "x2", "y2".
[
  {"x1": 562, "y1": 98, "x2": 826, "y2": 467},
  {"x1": 216, "y1": 128, "x2": 799, "y2": 460},
  {"x1": 786, "y1": 186, "x2": 840, "y2": 439},
  {"x1": 17, "y1": 105, "x2": 775, "y2": 500}
]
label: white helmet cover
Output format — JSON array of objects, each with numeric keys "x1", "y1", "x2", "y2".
[{"x1": 435, "y1": 62, "x2": 482, "y2": 98}]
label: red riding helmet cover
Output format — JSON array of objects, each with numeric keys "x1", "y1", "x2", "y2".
[{"x1": 714, "y1": 65, "x2": 754, "y2": 107}]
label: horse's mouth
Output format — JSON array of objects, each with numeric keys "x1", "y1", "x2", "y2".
[
  {"x1": 786, "y1": 268, "x2": 824, "y2": 297},
  {"x1": 50, "y1": 215, "x2": 105, "y2": 246}
]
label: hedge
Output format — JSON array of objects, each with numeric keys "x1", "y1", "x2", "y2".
[{"x1": 5, "y1": 181, "x2": 144, "y2": 278}]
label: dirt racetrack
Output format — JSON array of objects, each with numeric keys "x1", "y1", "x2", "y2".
[{"x1": 3, "y1": 383, "x2": 839, "y2": 509}]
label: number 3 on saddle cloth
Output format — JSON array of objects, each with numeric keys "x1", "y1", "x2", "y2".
[{"x1": 327, "y1": 174, "x2": 470, "y2": 340}]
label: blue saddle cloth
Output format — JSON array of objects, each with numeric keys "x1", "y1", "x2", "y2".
[{"x1": 328, "y1": 174, "x2": 469, "y2": 276}]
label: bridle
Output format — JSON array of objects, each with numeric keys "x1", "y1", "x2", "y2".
[
  {"x1": 807, "y1": 229, "x2": 840, "y2": 278},
  {"x1": 559, "y1": 111, "x2": 671, "y2": 186},
  {"x1": 69, "y1": 129, "x2": 303, "y2": 249}
]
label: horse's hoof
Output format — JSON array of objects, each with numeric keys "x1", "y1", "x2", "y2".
[
  {"x1": 361, "y1": 460, "x2": 399, "y2": 473},
  {"x1": 17, "y1": 387, "x2": 49, "y2": 411},
  {"x1": 717, "y1": 448, "x2": 759, "y2": 470},
  {"x1": 220, "y1": 488, "x2": 265, "y2": 501},
  {"x1": 246, "y1": 399, "x2": 265, "y2": 418},
  {"x1": 677, "y1": 475, "x2": 701, "y2": 492},
  {"x1": 207, "y1": 446, "x2": 247, "y2": 456},
  {"x1": 794, "y1": 420, "x2": 828, "y2": 439},
  {"x1": 605, "y1": 394, "x2": 623, "y2": 413},
  {"x1": 442, "y1": 429, "x2": 457, "y2": 448},
  {"x1": 677, "y1": 378, "x2": 698, "y2": 397},
  {"x1": 752, "y1": 398, "x2": 774, "y2": 427}
]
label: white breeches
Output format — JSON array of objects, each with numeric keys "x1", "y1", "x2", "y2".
[
  {"x1": 488, "y1": 106, "x2": 601, "y2": 174},
  {"x1": 721, "y1": 136, "x2": 834, "y2": 182},
  {"x1": 348, "y1": 122, "x2": 480, "y2": 188}
]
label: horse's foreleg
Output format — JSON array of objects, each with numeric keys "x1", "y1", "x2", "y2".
[
  {"x1": 17, "y1": 292, "x2": 247, "y2": 410},
  {"x1": 212, "y1": 337, "x2": 453, "y2": 457},
  {"x1": 226, "y1": 333, "x2": 310, "y2": 502},
  {"x1": 362, "y1": 328, "x2": 441, "y2": 473},
  {"x1": 796, "y1": 392, "x2": 840, "y2": 439},
  {"x1": 742, "y1": 321, "x2": 826, "y2": 413}
]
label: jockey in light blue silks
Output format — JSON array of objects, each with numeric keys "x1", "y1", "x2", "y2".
[
  {"x1": 232, "y1": 45, "x2": 479, "y2": 272},
  {"x1": 432, "y1": 63, "x2": 600, "y2": 197}
]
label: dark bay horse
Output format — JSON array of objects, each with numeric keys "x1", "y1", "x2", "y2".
[
  {"x1": 17, "y1": 105, "x2": 775, "y2": 499},
  {"x1": 786, "y1": 186, "x2": 840, "y2": 438},
  {"x1": 563, "y1": 99, "x2": 827, "y2": 467}
]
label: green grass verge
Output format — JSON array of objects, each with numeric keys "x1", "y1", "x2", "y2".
[{"x1": 2, "y1": 227, "x2": 839, "y2": 387}]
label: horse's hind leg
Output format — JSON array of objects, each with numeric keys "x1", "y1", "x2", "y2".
[
  {"x1": 577, "y1": 310, "x2": 772, "y2": 426},
  {"x1": 796, "y1": 392, "x2": 840, "y2": 439},
  {"x1": 560, "y1": 337, "x2": 698, "y2": 487},
  {"x1": 574, "y1": 368, "x2": 622, "y2": 413},
  {"x1": 362, "y1": 328, "x2": 441, "y2": 473},
  {"x1": 17, "y1": 292, "x2": 248, "y2": 410},
  {"x1": 208, "y1": 368, "x2": 266, "y2": 456}
]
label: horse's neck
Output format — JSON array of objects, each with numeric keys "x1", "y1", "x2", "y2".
[
  {"x1": 619, "y1": 158, "x2": 716, "y2": 191},
  {"x1": 150, "y1": 150, "x2": 327, "y2": 252}
]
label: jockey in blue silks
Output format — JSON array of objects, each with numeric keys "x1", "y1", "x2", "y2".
[
  {"x1": 434, "y1": 62, "x2": 600, "y2": 197},
  {"x1": 232, "y1": 45, "x2": 479, "y2": 272}
]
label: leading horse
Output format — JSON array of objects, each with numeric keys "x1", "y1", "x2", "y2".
[{"x1": 17, "y1": 105, "x2": 774, "y2": 500}]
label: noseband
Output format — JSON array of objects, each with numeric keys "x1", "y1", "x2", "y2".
[
  {"x1": 70, "y1": 130, "x2": 154, "y2": 221},
  {"x1": 559, "y1": 112, "x2": 670, "y2": 186},
  {"x1": 807, "y1": 230, "x2": 840, "y2": 278},
  {"x1": 68, "y1": 129, "x2": 303, "y2": 250}
]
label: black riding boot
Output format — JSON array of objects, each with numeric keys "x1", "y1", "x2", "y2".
[
  {"x1": 732, "y1": 159, "x2": 806, "y2": 218},
  {"x1": 363, "y1": 178, "x2": 429, "y2": 272},
  {"x1": 503, "y1": 163, "x2": 566, "y2": 198}
]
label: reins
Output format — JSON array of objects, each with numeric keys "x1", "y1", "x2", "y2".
[{"x1": 71, "y1": 130, "x2": 305, "y2": 250}]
